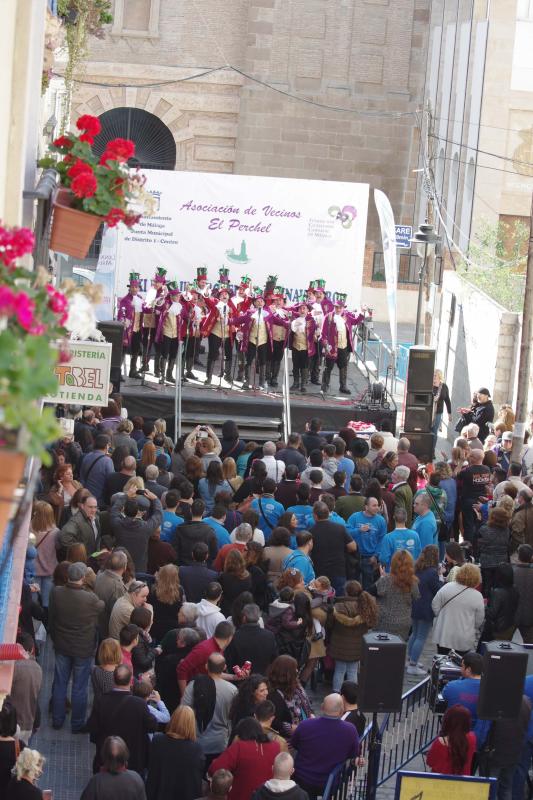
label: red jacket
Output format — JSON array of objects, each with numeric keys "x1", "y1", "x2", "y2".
[
  {"x1": 176, "y1": 636, "x2": 222, "y2": 683},
  {"x1": 209, "y1": 739, "x2": 281, "y2": 800}
]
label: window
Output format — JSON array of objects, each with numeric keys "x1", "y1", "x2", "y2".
[
  {"x1": 112, "y1": 0, "x2": 160, "y2": 38},
  {"x1": 517, "y1": 0, "x2": 533, "y2": 19},
  {"x1": 372, "y1": 252, "x2": 443, "y2": 285}
]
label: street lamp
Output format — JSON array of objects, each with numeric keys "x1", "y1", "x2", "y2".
[{"x1": 411, "y1": 222, "x2": 440, "y2": 345}]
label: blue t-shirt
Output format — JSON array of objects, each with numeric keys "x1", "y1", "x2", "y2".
[
  {"x1": 282, "y1": 550, "x2": 316, "y2": 584},
  {"x1": 287, "y1": 504, "x2": 314, "y2": 532},
  {"x1": 412, "y1": 512, "x2": 438, "y2": 548},
  {"x1": 330, "y1": 511, "x2": 347, "y2": 527},
  {"x1": 442, "y1": 677, "x2": 491, "y2": 746},
  {"x1": 251, "y1": 496, "x2": 284, "y2": 542},
  {"x1": 161, "y1": 510, "x2": 184, "y2": 543},
  {"x1": 378, "y1": 528, "x2": 421, "y2": 570},
  {"x1": 204, "y1": 517, "x2": 231, "y2": 548},
  {"x1": 347, "y1": 511, "x2": 387, "y2": 556},
  {"x1": 338, "y1": 456, "x2": 355, "y2": 492}
]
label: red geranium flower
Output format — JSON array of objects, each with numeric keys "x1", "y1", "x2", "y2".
[
  {"x1": 124, "y1": 213, "x2": 142, "y2": 228},
  {"x1": 67, "y1": 158, "x2": 94, "y2": 180},
  {"x1": 76, "y1": 115, "x2": 101, "y2": 137},
  {"x1": 71, "y1": 172, "x2": 98, "y2": 198},
  {"x1": 105, "y1": 208, "x2": 126, "y2": 227},
  {"x1": 79, "y1": 133, "x2": 95, "y2": 145},
  {"x1": 100, "y1": 138, "x2": 135, "y2": 164},
  {"x1": 0, "y1": 225, "x2": 35, "y2": 267},
  {"x1": 53, "y1": 136, "x2": 73, "y2": 149}
]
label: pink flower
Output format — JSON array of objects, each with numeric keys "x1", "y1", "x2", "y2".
[
  {"x1": 13, "y1": 292, "x2": 36, "y2": 331},
  {"x1": 0, "y1": 225, "x2": 35, "y2": 267}
]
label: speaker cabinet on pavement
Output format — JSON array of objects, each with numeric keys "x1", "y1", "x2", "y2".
[
  {"x1": 359, "y1": 632, "x2": 407, "y2": 713},
  {"x1": 399, "y1": 430, "x2": 434, "y2": 463},
  {"x1": 478, "y1": 641, "x2": 529, "y2": 720},
  {"x1": 97, "y1": 320, "x2": 124, "y2": 393},
  {"x1": 403, "y1": 347, "x2": 436, "y2": 438},
  {"x1": 406, "y1": 347, "x2": 436, "y2": 392}
]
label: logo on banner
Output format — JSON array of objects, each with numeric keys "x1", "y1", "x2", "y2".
[
  {"x1": 226, "y1": 240, "x2": 251, "y2": 264},
  {"x1": 328, "y1": 205, "x2": 357, "y2": 229}
]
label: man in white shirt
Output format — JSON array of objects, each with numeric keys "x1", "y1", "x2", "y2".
[
  {"x1": 196, "y1": 582, "x2": 226, "y2": 638},
  {"x1": 259, "y1": 441, "x2": 286, "y2": 483}
]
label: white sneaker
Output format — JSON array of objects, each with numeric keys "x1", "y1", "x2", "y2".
[{"x1": 406, "y1": 664, "x2": 427, "y2": 676}]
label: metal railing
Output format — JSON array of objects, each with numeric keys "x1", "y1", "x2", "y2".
[
  {"x1": 352, "y1": 323, "x2": 398, "y2": 404},
  {"x1": 323, "y1": 677, "x2": 439, "y2": 800}
]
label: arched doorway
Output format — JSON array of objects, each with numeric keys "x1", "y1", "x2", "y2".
[{"x1": 93, "y1": 107, "x2": 176, "y2": 170}]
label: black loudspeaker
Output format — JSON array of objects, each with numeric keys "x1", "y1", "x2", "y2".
[
  {"x1": 97, "y1": 320, "x2": 124, "y2": 393},
  {"x1": 406, "y1": 347, "x2": 436, "y2": 392},
  {"x1": 404, "y1": 392, "x2": 433, "y2": 432},
  {"x1": 358, "y1": 632, "x2": 407, "y2": 712},
  {"x1": 399, "y1": 431, "x2": 433, "y2": 463},
  {"x1": 478, "y1": 641, "x2": 528, "y2": 720}
]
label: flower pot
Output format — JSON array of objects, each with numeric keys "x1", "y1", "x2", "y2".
[
  {"x1": 0, "y1": 450, "x2": 26, "y2": 548},
  {"x1": 49, "y1": 189, "x2": 103, "y2": 259}
]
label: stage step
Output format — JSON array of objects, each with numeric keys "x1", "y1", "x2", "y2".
[{"x1": 179, "y1": 412, "x2": 283, "y2": 443}]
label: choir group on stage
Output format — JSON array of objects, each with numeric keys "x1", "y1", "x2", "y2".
[{"x1": 117, "y1": 266, "x2": 366, "y2": 395}]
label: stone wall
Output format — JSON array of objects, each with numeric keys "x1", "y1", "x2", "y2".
[{"x1": 75, "y1": 0, "x2": 431, "y2": 256}]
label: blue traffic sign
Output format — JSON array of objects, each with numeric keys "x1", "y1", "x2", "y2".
[{"x1": 395, "y1": 225, "x2": 413, "y2": 249}]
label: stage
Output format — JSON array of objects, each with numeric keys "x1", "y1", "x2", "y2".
[{"x1": 119, "y1": 356, "x2": 397, "y2": 441}]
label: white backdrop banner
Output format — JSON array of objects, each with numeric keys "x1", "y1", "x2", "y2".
[
  {"x1": 113, "y1": 170, "x2": 369, "y2": 307},
  {"x1": 374, "y1": 188, "x2": 398, "y2": 353}
]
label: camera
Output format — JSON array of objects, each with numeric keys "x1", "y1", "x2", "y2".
[{"x1": 136, "y1": 489, "x2": 147, "y2": 496}]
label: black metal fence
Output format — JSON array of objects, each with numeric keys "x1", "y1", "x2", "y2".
[{"x1": 323, "y1": 677, "x2": 440, "y2": 800}]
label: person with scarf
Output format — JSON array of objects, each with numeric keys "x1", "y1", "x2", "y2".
[
  {"x1": 233, "y1": 288, "x2": 289, "y2": 392},
  {"x1": 320, "y1": 295, "x2": 364, "y2": 395},
  {"x1": 141, "y1": 266, "x2": 168, "y2": 377},
  {"x1": 231, "y1": 275, "x2": 253, "y2": 383},
  {"x1": 266, "y1": 280, "x2": 291, "y2": 389},
  {"x1": 181, "y1": 652, "x2": 237, "y2": 770},
  {"x1": 181, "y1": 285, "x2": 207, "y2": 381},
  {"x1": 202, "y1": 269, "x2": 236, "y2": 385},
  {"x1": 155, "y1": 281, "x2": 186, "y2": 385},
  {"x1": 289, "y1": 301, "x2": 317, "y2": 394},
  {"x1": 117, "y1": 272, "x2": 144, "y2": 379},
  {"x1": 306, "y1": 279, "x2": 333, "y2": 386}
]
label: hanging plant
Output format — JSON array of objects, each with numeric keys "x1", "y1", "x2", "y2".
[{"x1": 57, "y1": 0, "x2": 113, "y2": 129}]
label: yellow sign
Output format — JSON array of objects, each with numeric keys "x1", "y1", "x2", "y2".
[{"x1": 398, "y1": 774, "x2": 493, "y2": 800}]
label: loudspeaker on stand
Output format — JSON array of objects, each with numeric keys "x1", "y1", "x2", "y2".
[{"x1": 359, "y1": 632, "x2": 407, "y2": 713}]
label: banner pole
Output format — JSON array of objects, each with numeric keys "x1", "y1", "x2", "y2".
[
  {"x1": 283, "y1": 349, "x2": 292, "y2": 437},
  {"x1": 176, "y1": 340, "x2": 183, "y2": 438}
]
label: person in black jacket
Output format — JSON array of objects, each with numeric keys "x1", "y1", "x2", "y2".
[
  {"x1": 309, "y1": 502, "x2": 357, "y2": 597},
  {"x1": 252, "y1": 752, "x2": 309, "y2": 800},
  {"x1": 179, "y1": 543, "x2": 219, "y2": 603},
  {"x1": 225, "y1": 604, "x2": 278, "y2": 674},
  {"x1": 110, "y1": 487, "x2": 163, "y2": 573},
  {"x1": 478, "y1": 507, "x2": 511, "y2": 597},
  {"x1": 87, "y1": 664, "x2": 158, "y2": 775},
  {"x1": 481, "y1": 563, "x2": 519, "y2": 642},
  {"x1": 174, "y1": 499, "x2": 218, "y2": 566},
  {"x1": 154, "y1": 628, "x2": 202, "y2": 713},
  {"x1": 80, "y1": 736, "x2": 146, "y2": 800},
  {"x1": 431, "y1": 370, "x2": 452, "y2": 454},
  {"x1": 459, "y1": 388, "x2": 495, "y2": 444},
  {"x1": 146, "y1": 706, "x2": 204, "y2": 800},
  {"x1": 130, "y1": 607, "x2": 159, "y2": 677}
]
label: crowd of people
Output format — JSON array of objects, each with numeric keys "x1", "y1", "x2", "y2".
[
  {"x1": 117, "y1": 267, "x2": 367, "y2": 394},
  {"x1": 3, "y1": 388, "x2": 533, "y2": 799}
]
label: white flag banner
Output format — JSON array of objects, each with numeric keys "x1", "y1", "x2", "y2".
[{"x1": 374, "y1": 189, "x2": 398, "y2": 353}]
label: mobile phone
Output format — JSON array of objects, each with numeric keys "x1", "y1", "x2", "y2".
[{"x1": 198, "y1": 431, "x2": 208, "y2": 439}]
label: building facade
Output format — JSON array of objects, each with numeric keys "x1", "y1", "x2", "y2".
[{"x1": 71, "y1": 0, "x2": 432, "y2": 322}]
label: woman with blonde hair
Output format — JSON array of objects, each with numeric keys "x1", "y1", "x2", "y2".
[
  {"x1": 91, "y1": 638, "x2": 122, "y2": 698},
  {"x1": 154, "y1": 418, "x2": 174, "y2": 453},
  {"x1": 494, "y1": 404, "x2": 515, "y2": 433},
  {"x1": 146, "y1": 706, "x2": 204, "y2": 800},
  {"x1": 30, "y1": 501, "x2": 59, "y2": 608},
  {"x1": 112, "y1": 418, "x2": 138, "y2": 458},
  {"x1": 6, "y1": 748, "x2": 45, "y2": 800},
  {"x1": 432, "y1": 563, "x2": 485, "y2": 655},
  {"x1": 369, "y1": 551, "x2": 420, "y2": 641},
  {"x1": 222, "y1": 457, "x2": 243, "y2": 493},
  {"x1": 148, "y1": 564, "x2": 184, "y2": 643}
]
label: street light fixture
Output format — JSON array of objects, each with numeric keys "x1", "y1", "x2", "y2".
[{"x1": 411, "y1": 221, "x2": 440, "y2": 345}]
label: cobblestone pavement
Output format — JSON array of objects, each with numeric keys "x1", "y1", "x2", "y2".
[{"x1": 31, "y1": 632, "x2": 438, "y2": 800}]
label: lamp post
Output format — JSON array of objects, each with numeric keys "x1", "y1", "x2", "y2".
[{"x1": 411, "y1": 222, "x2": 440, "y2": 345}]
